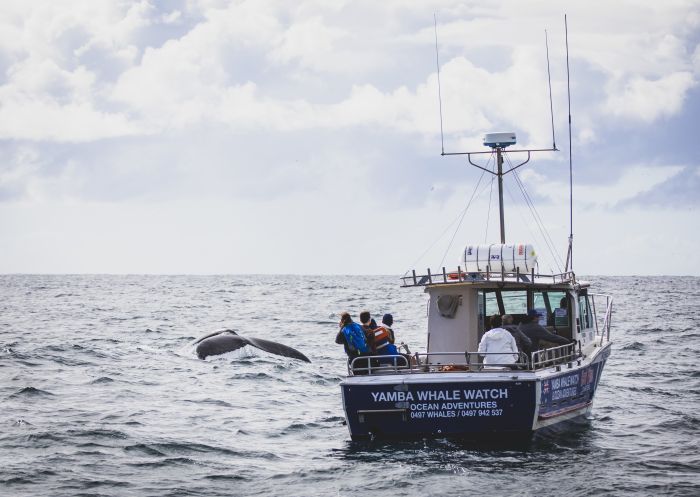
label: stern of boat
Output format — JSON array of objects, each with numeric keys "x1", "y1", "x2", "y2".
[{"x1": 341, "y1": 373, "x2": 538, "y2": 441}]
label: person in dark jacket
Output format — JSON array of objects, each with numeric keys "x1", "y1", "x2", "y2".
[
  {"x1": 358, "y1": 310, "x2": 377, "y2": 354},
  {"x1": 518, "y1": 309, "x2": 571, "y2": 350},
  {"x1": 502, "y1": 314, "x2": 532, "y2": 355}
]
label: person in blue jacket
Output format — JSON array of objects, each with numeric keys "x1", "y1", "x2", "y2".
[{"x1": 335, "y1": 312, "x2": 371, "y2": 373}]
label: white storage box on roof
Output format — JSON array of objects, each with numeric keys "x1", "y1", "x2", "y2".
[
  {"x1": 483, "y1": 132, "x2": 516, "y2": 148},
  {"x1": 463, "y1": 243, "x2": 537, "y2": 273}
]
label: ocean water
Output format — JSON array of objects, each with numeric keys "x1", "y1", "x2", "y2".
[{"x1": 1, "y1": 274, "x2": 698, "y2": 497}]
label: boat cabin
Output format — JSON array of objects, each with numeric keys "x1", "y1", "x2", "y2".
[
  {"x1": 420, "y1": 277, "x2": 594, "y2": 367},
  {"x1": 346, "y1": 257, "x2": 611, "y2": 375}
]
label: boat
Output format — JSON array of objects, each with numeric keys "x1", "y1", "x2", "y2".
[
  {"x1": 339, "y1": 23, "x2": 612, "y2": 440},
  {"x1": 339, "y1": 138, "x2": 612, "y2": 441}
]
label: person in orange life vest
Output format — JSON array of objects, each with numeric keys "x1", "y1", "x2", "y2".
[
  {"x1": 359, "y1": 310, "x2": 377, "y2": 354},
  {"x1": 376, "y1": 314, "x2": 399, "y2": 353},
  {"x1": 373, "y1": 313, "x2": 402, "y2": 365}
]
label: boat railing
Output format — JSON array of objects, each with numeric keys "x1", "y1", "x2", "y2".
[
  {"x1": 347, "y1": 354, "x2": 411, "y2": 375},
  {"x1": 401, "y1": 266, "x2": 575, "y2": 287},
  {"x1": 589, "y1": 293, "x2": 613, "y2": 345},
  {"x1": 530, "y1": 342, "x2": 580, "y2": 369},
  {"x1": 347, "y1": 347, "x2": 582, "y2": 376}
]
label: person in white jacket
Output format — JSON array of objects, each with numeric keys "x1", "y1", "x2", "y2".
[{"x1": 478, "y1": 315, "x2": 519, "y2": 366}]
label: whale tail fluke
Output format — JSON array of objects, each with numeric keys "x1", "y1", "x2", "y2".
[
  {"x1": 192, "y1": 329, "x2": 238, "y2": 346},
  {"x1": 193, "y1": 330, "x2": 310, "y2": 363},
  {"x1": 245, "y1": 336, "x2": 311, "y2": 363}
]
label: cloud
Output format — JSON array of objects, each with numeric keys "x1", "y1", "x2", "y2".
[
  {"x1": 623, "y1": 164, "x2": 700, "y2": 207},
  {"x1": 1, "y1": 0, "x2": 698, "y2": 143},
  {"x1": 269, "y1": 16, "x2": 347, "y2": 72},
  {"x1": 0, "y1": 1, "x2": 159, "y2": 141},
  {"x1": 1, "y1": 0, "x2": 699, "y2": 275},
  {"x1": 603, "y1": 72, "x2": 697, "y2": 123},
  {"x1": 518, "y1": 164, "x2": 685, "y2": 208},
  {"x1": 0, "y1": 97, "x2": 140, "y2": 142}
]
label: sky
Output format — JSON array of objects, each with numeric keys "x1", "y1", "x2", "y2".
[{"x1": 0, "y1": 0, "x2": 698, "y2": 276}]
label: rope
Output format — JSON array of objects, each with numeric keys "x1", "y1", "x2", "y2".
[
  {"x1": 504, "y1": 155, "x2": 565, "y2": 272},
  {"x1": 484, "y1": 173, "x2": 495, "y2": 243},
  {"x1": 403, "y1": 167, "x2": 488, "y2": 276},
  {"x1": 437, "y1": 166, "x2": 490, "y2": 269},
  {"x1": 514, "y1": 170, "x2": 566, "y2": 272},
  {"x1": 503, "y1": 183, "x2": 557, "y2": 274}
]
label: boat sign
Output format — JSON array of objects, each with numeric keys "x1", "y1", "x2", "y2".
[
  {"x1": 538, "y1": 349, "x2": 609, "y2": 419},
  {"x1": 341, "y1": 379, "x2": 537, "y2": 440}
]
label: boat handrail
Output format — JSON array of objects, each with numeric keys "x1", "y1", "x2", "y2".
[
  {"x1": 347, "y1": 347, "x2": 584, "y2": 376},
  {"x1": 348, "y1": 354, "x2": 411, "y2": 375},
  {"x1": 589, "y1": 293, "x2": 613, "y2": 345},
  {"x1": 464, "y1": 350, "x2": 528, "y2": 368},
  {"x1": 530, "y1": 342, "x2": 580, "y2": 369},
  {"x1": 401, "y1": 266, "x2": 576, "y2": 288}
]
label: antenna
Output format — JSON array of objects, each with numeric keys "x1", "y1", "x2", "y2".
[
  {"x1": 435, "y1": 19, "x2": 558, "y2": 245},
  {"x1": 434, "y1": 13, "x2": 445, "y2": 155},
  {"x1": 545, "y1": 29, "x2": 557, "y2": 150},
  {"x1": 564, "y1": 14, "x2": 574, "y2": 272}
]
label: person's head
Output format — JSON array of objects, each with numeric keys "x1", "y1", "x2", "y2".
[
  {"x1": 359, "y1": 310, "x2": 371, "y2": 325},
  {"x1": 502, "y1": 314, "x2": 514, "y2": 325},
  {"x1": 382, "y1": 313, "x2": 393, "y2": 327},
  {"x1": 560, "y1": 297, "x2": 568, "y2": 308},
  {"x1": 339, "y1": 312, "x2": 352, "y2": 328},
  {"x1": 489, "y1": 314, "x2": 502, "y2": 329},
  {"x1": 526, "y1": 309, "x2": 540, "y2": 322}
]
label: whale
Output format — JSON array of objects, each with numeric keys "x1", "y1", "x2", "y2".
[{"x1": 192, "y1": 329, "x2": 311, "y2": 362}]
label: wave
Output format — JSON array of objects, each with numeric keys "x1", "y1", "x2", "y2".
[
  {"x1": 9, "y1": 386, "x2": 54, "y2": 398},
  {"x1": 620, "y1": 341, "x2": 645, "y2": 351},
  {"x1": 2, "y1": 274, "x2": 698, "y2": 497},
  {"x1": 90, "y1": 376, "x2": 114, "y2": 384}
]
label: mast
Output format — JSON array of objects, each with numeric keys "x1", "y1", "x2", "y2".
[
  {"x1": 496, "y1": 148, "x2": 506, "y2": 243},
  {"x1": 564, "y1": 14, "x2": 574, "y2": 272}
]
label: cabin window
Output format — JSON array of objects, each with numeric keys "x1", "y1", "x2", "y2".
[
  {"x1": 483, "y1": 290, "x2": 500, "y2": 316},
  {"x1": 478, "y1": 291, "x2": 498, "y2": 336},
  {"x1": 533, "y1": 290, "x2": 569, "y2": 327},
  {"x1": 579, "y1": 294, "x2": 593, "y2": 330},
  {"x1": 479, "y1": 289, "x2": 527, "y2": 330},
  {"x1": 502, "y1": 290, "x2": 527, "y2": 315}
]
